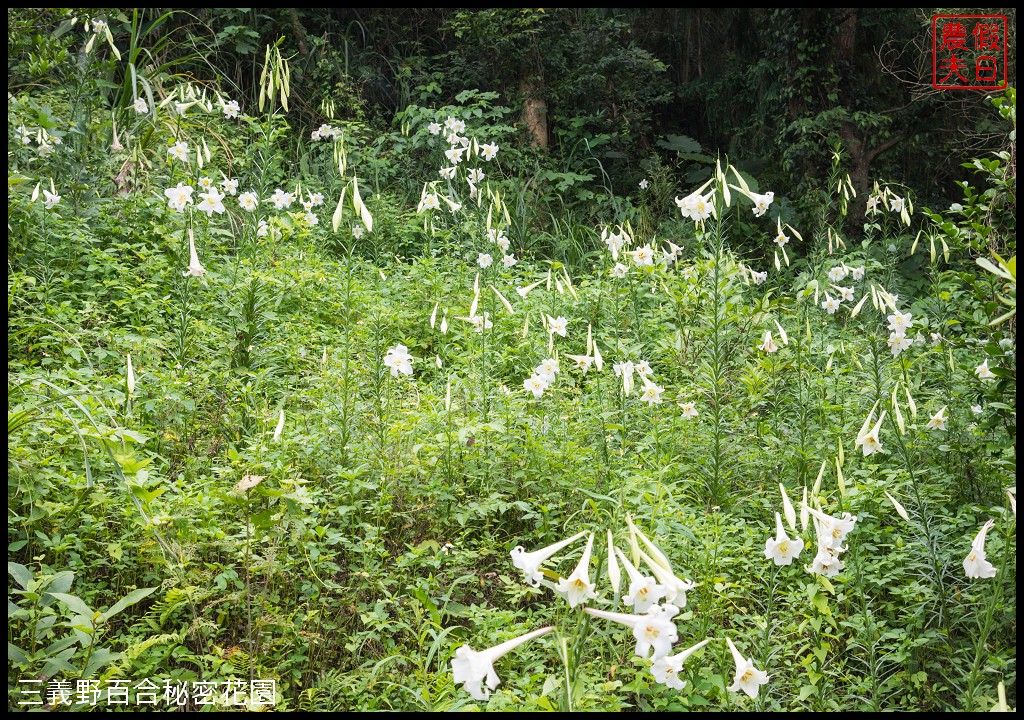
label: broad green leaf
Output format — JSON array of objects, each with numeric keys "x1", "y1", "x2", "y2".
[
  {"x1": 8, "y1": 642, "x2": 28, "y2": 666},
  {"x1": 8, "y1": 562, "x2": 33, "y2": 591},
  {"x1": 49, "y1": 592, "x2": 94, "y2": 619},
  {"x1": 84, "y1": 647, "x2": 123, "y2": 678},
  {"x1": 977, "y1": 256, "x2": 1015, "y2": 282},
  {"x1": 41, "y1": 647, "x2": 78, "y2": 677},
  {"x1": 101, "y1": 586, "x2": 158, "y2": 622},
  {"x1": 40, "y1": 571, "x2": 75, "y2": 607},
  {"x1": 44, "y1": 636, "x2": 79, "y2": 656},
  {"x1": 656, "y1": 133, "x2": 701, "y2": 154}
]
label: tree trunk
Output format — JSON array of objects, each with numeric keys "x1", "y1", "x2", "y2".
[{"x1": 520, "y1": 76, "x2": 548, "y2": 148}]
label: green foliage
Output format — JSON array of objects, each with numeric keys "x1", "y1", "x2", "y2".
[{"x1": 6, "y1": 8, "x2": 1016, "y2": 713}]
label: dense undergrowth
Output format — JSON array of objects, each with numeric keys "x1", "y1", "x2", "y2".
[{"x1": 7, "y1": 11, "x2": 1017, "y2": 712}]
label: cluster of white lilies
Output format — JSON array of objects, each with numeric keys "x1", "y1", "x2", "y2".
[
  {"x1": 450, "y1": 481, "x2": 1013, "y2": 703},
  {"x1": 163, "y1": 141, "x2": 328, "y2": 232},
  {"x1": 765, "y1": 484, "x2": 857, "y2": 577},
  {"x1": 451, "y1": 515, "x2": 769, "y2": 702}
]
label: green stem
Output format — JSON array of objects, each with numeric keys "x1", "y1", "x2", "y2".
[{"x1": 887, "y1": 412, "x2": 949, "y2": 627}]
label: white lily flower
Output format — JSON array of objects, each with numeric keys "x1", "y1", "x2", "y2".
[
  {"x1": 963, "y1": 519, "x2": 997, "y2": 579},
  {"x1": 887, "y1": 332, "x2": 912, "y2": 357},
  {"x1": 535, "y1": 358, "x2": 559, "y2": 382},
  {"x1": 167, "y1": 141, "x2": 189, "y2": 163},
  {"x1": 855, "y1": 409, "x2": 886, "y2": 457},
  {"x1": 926, "y1": 406, "x2": 948, "y2": 430},
  {"x1": 676, "y1": 190, "x2": 715, "y2": 221},
  {"x1": 566, "y1": 354, "x2": 594, "y2": 373},
  {"x1": 383, "y1": 344, "x2": 414, "y2": 377},
  {"x1": 726, "y1": 637, "x2": 769, "y2": 698},
  {"x1": 760, "y1": 331, "x2": 779, "y2": 353},
  {"x1": 445, "y1": 146, "x2": 465, "y2": 165},
  {"x1": 269, "y1": 188, "x2": 294, "y2": 210},
  {"x1": 635, "y1": 549, "x2": 695, "y2": 608},
  {"x1": 678, "y1": 401, "x2": 699, "y2": 418},
  {"x1": 584, "y1": 604, "x2": 680, "y2": 660},
  {"x1": 547, "y1": 316, "x2": 568, "y2": 337},
  {"x1": 457, "y1": 310, "x2": 492, "y2": 333},
  {"x1": 650, "y1": 638, "x2": 710, "y2": 690},
  {"x1": 614, "y1": 361, "x2": 635, "y2": 396},
  {"x1": 821, "y1": 294, "x2": 841, "y2": 314},
  {"x1": 510, "y1": 531, "x2": 587, "y2": 587},
  {"x1": 974, "y1": 359, "x2": 996, "y2": 380},
  {"x1": 126, "y1": 353, "x2": 136, "y2": 395},
  {"x1": 164, "y1": 182, "x2": 194, "y2": 212},
  {"x1": 524, "y1": 374, "x2": 548, "y2": 399},
  {"x1": 639, "y1": 380, "x2": 664, "y2": 405},
  {"x1": 451, "y1": 626, "x2": 554, "y2": 701},
  {"x1": 197, "y1": 187, "x2": 226, "y2": 217},
  {"x1": 806, "y1": 546, "x2": 844, "y2": 577},
  {"x1": 887, "y1": 309, "x2": 913, "y2": 335},
  {"x1": 806, "y1": 507, "x2": 857, "y2": 551},
  {"x1": 748, "y1": 191, "x2": 774, "y2": 217},
  {"x1": 833, "y1": 285, "x2": 855, "y2": 302},
  {"x1": 828, "y1": 266, "x2": 847, "y2": 282},
  {"x1": 764, "y1": 512, "x2": 804, "y2": 566},
  {"x1": 631, "y1": 245, "x2": 655, "y2": 266},
  {"x1": 273, "y1": 409, "x2": 285, "y2": 442},
  {"x1": 554, "y1": 533, "x2": 598, "y2": 608},
  {"x1": 183, "y1": 231, "x2": 207, "y2": 277},
  {"x1": 238, "y1": 191, "x2": 258, "y2": 212},
  {"x1": 663, "y1": 241, "x2": 682, "y2": 264},
  {"x1": 616, "y1": 547, "x2": 666, "y2": 613},
  {"x1": 417, "y1": 193, "x2": 440, "y2": 213}
]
